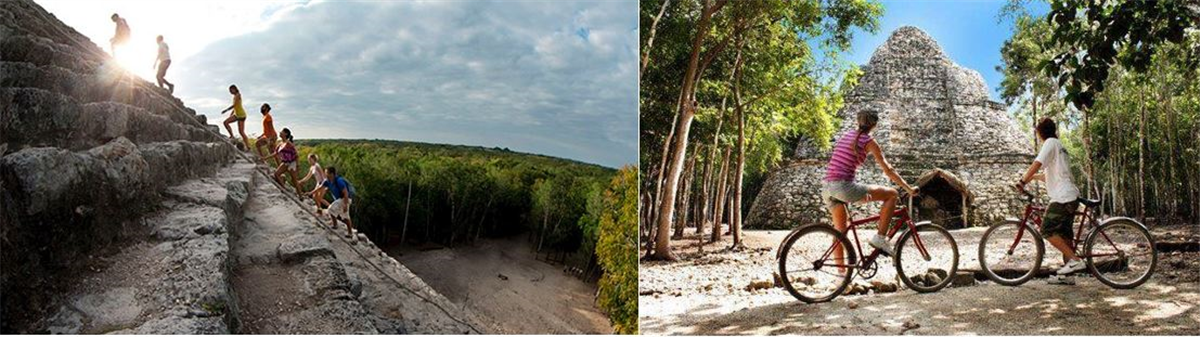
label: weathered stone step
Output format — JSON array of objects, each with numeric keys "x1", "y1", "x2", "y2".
[
  {"x1": 0, "y1": 138, "x2": 235, "y2": 322},
  {"x1": 0, "y1": 60, "x2": 207, "y2": 127},
  {"x1": 0, "y1": 87, "x2": 219, "y2": 151},
  {"x1": 40, "y1": 160, "x2": 254, "y2": 334},
  {"x1": 0, "y1": 1, "x2": 109, "y2": 66}
]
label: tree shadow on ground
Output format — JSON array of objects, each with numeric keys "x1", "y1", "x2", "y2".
[{"x1": 643, "y1": 280, "x2": 1200, "y2": 335}]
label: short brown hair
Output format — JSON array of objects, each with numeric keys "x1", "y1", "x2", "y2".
[{"x1": 1036, "y1": 117, "x2": 1057, "y2": 139}]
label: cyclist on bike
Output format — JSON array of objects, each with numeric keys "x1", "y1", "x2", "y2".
[
  {"x1": 822, "y1": 109, "x2": 916, "y2": 260},
  {"x1": 1016, "y1": 117, "x2": 1086, "y2": 285}
]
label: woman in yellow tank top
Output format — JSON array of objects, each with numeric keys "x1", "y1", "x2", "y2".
[{"x1": 221, "y1": 84, "x2": 249, "y2": 149}]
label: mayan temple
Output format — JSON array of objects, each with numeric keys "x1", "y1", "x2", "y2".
[{"x1": 747, "y1": 26, "x2": 1034, "y2": 229}]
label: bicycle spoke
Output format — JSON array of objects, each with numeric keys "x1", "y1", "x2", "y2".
[
  {"x1": 979, "y1": 221, "x2": 1041, "y2": 286},
  {"x1": 896, "y1": 224, "x2": 957, "y2": 292},
  {"x1": 780, "y1": 226, "x2": 855, "y2": 302},
  {"x1": 1088, "y1": 221, "x2": 1156, "y2": 288}
]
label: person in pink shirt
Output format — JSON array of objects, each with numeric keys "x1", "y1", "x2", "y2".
[{"x1": 822, "y1": 110, "x2": 916, "y2": 266}]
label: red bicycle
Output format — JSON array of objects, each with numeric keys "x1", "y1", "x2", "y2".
[
  {"x1": 776, "y1": 193, "x2": 959, "y2": 303},
  {"x1": 978, "y1": 186, "x2": 1157, "y2": 288}
]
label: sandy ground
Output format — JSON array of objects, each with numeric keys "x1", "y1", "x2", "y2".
[
  {"x1": 389, "y1": 236, "x2": 613, "y2": 334},
  {"x1": 641, "y1": 228, "x2": 1200, "y2": 335}
]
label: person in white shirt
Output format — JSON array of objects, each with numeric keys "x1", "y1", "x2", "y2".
[
  {"x1": 153, "y1": 35, "x2": 175, "y2": 93},
  {"x1": 1017, "y1": 117, "x2": 1085, "y2": 285}
]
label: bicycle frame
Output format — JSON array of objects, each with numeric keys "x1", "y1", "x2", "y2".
[
  {"x1": 817, "y1": 202, "x2": 932, "y2": 271},
  {"x1": 1011, "y1": 200, "x2": 1125, "y2": 260}
]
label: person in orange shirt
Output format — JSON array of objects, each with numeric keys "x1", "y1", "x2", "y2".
[{"x1": 253, "y1": 103, "x2": 278, "y2": 166}]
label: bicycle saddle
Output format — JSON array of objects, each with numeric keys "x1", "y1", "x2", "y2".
[{"x1": 1077, "y1": 198, "x2": 1101, "y2": 208}]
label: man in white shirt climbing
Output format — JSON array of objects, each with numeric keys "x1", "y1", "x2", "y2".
[
  {"x1": 1017, "y1": 117, "x2": 1086, "y2": 285},
  {"x1": 153, "y1": 35, "x2": 174, "y2": 93}
]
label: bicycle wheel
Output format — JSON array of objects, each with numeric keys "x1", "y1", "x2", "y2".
[
  {"x1": 978, "y1": 220, "x2": 1044, "y2": 286},
  {"x1": 894, "y1": 223, "x2": 958, "y2": 293},
  {"x1": 1085, "y1": 218, "x2": 1157, "y2": 289},
  {"x1": 778, "y1": 224, "x2": 856, "y2": 303}
]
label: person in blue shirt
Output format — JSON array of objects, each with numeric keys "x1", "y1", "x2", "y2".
[{"x1": 322, "y1": 166, "x2": 355, "y2": 241}]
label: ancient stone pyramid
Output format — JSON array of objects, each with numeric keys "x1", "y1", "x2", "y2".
[
  {"x1": 1, "y1": 1, "x2": 479, "y2": 333},
  {"x1": 748, "y1": 26, "x2": 1034, "y2": 229}
]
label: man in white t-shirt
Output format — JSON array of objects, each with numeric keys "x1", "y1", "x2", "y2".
[
  {"x1": 153, "y1": 35, "x2": 175, "y2": 93},
  {"x1": 1017, "y1": 118, "x2": 1085, "y2": 285}
]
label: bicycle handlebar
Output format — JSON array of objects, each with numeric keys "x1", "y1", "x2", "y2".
[{"x1": 1011, "y1": 183, "x2": 1036, "y2": 202}]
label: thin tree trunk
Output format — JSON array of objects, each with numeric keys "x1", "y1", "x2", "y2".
[
  {"x1": 673, "y1": 152, "x2": 695, "y2": 239},
  {"x1": 640, "y1": 0, "x2": 672, "y2": 78},
  {"x1": 1138, "y1": 86, "x2": 1146, "y2": 223},
  {"x1": 711, "y1": 145, "x2": 732, "y2": 243},
  {"x1": 401, "y1": 180, "x2": 412, "y2": 246},
  {"x1": 1082, "y1": 107, "x2": 1095, "y2": 198},
  {"x1": 730, "y1": 40, "x2": 747, "y2": 249}
]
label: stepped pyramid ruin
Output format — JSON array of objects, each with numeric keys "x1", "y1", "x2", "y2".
[
  {"x1": 747, "y1": 26, "x2": 1034, "y2": 229},
  {"x1": 0, "y1": 0, "x2": 481, "y2": 333}
]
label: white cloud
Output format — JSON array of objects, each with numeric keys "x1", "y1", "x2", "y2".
[{"x1": 35, "y1": 0, "x2": 637, "y2": 167}]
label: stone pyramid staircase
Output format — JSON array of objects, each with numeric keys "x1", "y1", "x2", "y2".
[{"x1": 1, "y1": 0, "x2": 484, "y2": 333}]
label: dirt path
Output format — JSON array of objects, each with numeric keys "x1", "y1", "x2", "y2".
[
  {"x1": 390, "y1": 236, "x2": 613, "y2": 334},
  {"x1": 641, "y1": 229, "x2": 1200, "y2": 335}
]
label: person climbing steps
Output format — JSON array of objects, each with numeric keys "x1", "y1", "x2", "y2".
[
  {"x1": 221, "y1": 84, "x2": 250, "y2": 150},
  {"x1": 153, "y1": 35, "x2": 174, "y2": 93},
  {"x1": 298, "y1": 153, "x2": 330, "y2": 215},
  {"x1": 109, "y1": 13, "x2": 130, "y2": 58},
  {"x1": 253, "y1": 103, "x2": 278, "y2": 167},
  {"x1": 322, "y1": 166, "x2": 356, "y2": 242},
  {"x1": 260, "y1": 128, "x2": 303, "y2": 195}
]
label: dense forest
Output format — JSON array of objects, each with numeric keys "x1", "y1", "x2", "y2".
[
  {"x1": 639, "y1": 0, "x2": 883, "y2": 260},
  {"x1": 997, "y1": 0, "x2": 1199, "y2": 225},
  {"x1": 292, "y1": 139, "x2": 638, "y2": 333}
]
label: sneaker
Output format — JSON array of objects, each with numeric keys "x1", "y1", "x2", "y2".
[
  {"x1": 1048, "y1": 274, "x2": 1076, "y2": 285},
  {"x1": 868, "y1": 234, "x2": 895, "y2": 257},
  {"x1": 1056, "y1": 259, "x2": 1086, "y2": 275}
]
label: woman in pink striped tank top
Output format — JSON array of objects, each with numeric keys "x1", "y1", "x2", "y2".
[{"x1": 822, "y1": 110, "x2": 916, "y2": 259}]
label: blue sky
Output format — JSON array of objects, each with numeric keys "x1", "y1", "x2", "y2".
[
  {"x1": 837, "y1": 0, "x2": 1050, "y2": 101},
  {"x1": 37, "y1": 0, "x2": 638, "y2": 168}
]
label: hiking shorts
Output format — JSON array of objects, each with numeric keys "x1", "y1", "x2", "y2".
[
  {"x1": 156, "y1": 59, "x2": 171, "y2": 78},
  {"x1": 329, "y1": 198, "x2": 352, "y2": 220},
  {"x1": 821, "y1": 180, "x2": 871, "y2": 209},
  {"x1": 1042, "y1": 201, "x2": 1078, "y2": 240}
]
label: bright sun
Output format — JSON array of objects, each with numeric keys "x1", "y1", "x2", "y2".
[{"x1": 111, "y1": 38, "x2": 158, "y2": 81}]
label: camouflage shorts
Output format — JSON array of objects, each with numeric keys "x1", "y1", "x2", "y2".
[{"x1": 1042, "y1": 201, "x2": 1078, "y2": 240}]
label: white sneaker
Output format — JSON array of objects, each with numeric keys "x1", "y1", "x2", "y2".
[
  {"x1": 868, "y1": 234, "x2": 895, "y2": 257},
  {"x1": 1057, "y1": 259, "x2": 1086, "y2": 275},
  {"x1": 1048, "y1": 274, "x2": 1076, "y2": 285}
]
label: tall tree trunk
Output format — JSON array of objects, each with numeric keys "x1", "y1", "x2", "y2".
[
  {"x1": 730, "y1": 41, "x2": 746, "y2": 249},
  {"x1": 673, "y1": 152, "x2": 695, "y2": 239},
  {"x1": 702, "y1": 103, "x2": 725, "y2": 235},
  {"x1": 401, "y1": 180, "x2": 412, "y2": 246},
  {"x1": 1031, "y1": 94, "x2": 1039, "y2": 152},
  {"x1": 652, "y1": 0, "x2": 725, "y2": 260},
  {"x1": 1138, "y1": 86, "x2": 1146, "y2": 223},
  {"x1": 1082, "y1": 107, "x2": 1095, "y2": 198},
  {"x1": 639, "y1": 0, "x2": 672, "y2": 78},
  {"x1": 711, "y1": 145, "x2": 732, "y2": 243}
]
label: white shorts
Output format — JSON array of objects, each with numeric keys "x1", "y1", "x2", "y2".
[
  {"x1": 284, "y1": 161, "x2": 297, "y2": 171},
  {"x1": 329, "y1": 198, "x2": 352, "y2": 220}
]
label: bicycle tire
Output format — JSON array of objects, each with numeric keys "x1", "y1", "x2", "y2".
[
  {"x1": 778, "y1": 224, "x2": 856, "y2": 303},
  {"x1": 978, "y1": 220, "x2": 1044, "y2": 286},
  {"x1": 1085, "y1": 218, "x2": 1157, "y2": 289},
  {"x1": 895, "y1": 223, "x2": 958, "y2": 293}
]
